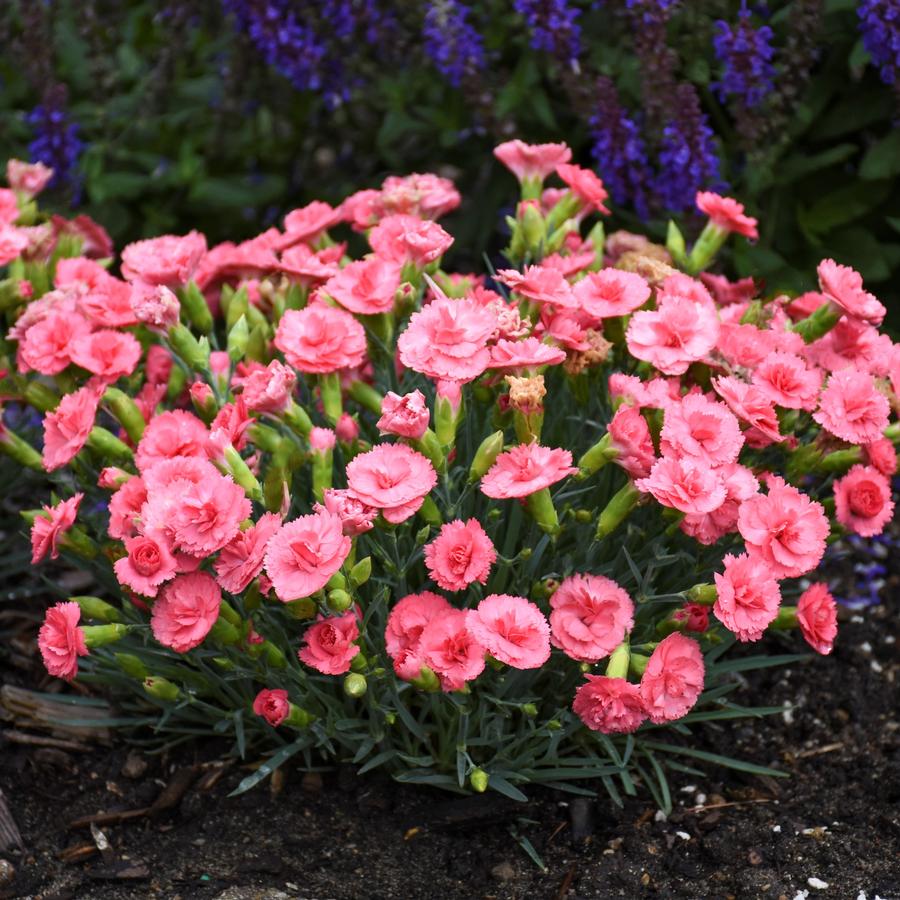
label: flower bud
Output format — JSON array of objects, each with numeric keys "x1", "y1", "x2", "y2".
[
  {"x1": 686, "y1": 583, "x2": 717, "y2": 605},
  {"x1": 168, "y1": 323, "x2": 210, "y2": 372},
  {"x1": 86, "y1": 426, "x2": 134, "y2": 463},
  {"x1": 284, "y1": 401, "x2": 313, "y2": 437},
  {"x1": 144, "y1": 676, "x2": 181, "y2": 702},
  {"x1": 285, "y1": 598, "x2": 317, "y2": 620},
  {"x1": 115, "y1": 652, "x2": 148, "y2": 680},
  {"x1": 179, "y1": 280, "x2": 214, "y2": 333},
  {"x1": 72, "y1": 595, "x2": 121, "y2": 623},
  {"x1": 411, "y1": 665, "x2": 441, "y2": 693},
  {"x1": 190, "y1": 382, "x2": 218, "y2": 423},
  {"x1": 327, "y1": 589, "x2": 353, "y2": 613},
  {"x1": 469, "y1": 430, "x2": 504, "y2": 482},
  {"x1": 285, "y1": 704, "x2": 315, "y2": 729},
  {"x1": 604, "y1": 641, "x2": 631, "y2": 679},
  {"x1": 319, "y1": 372, "x2": 343, "y2": 425},
  {"x1": 343, "y1": 673, "x2": 367, "y2": 698},
  {"x1": 102, "y1": 387, "x2": 146, "y2": 443},
  {"x1": 665, "y1": 220, "x2": 688, "y2": 268},
  {"x1": 0, "y1": 427, "x2": 44, "y2": 470},
  {"x1": 595, "y1": 482, "x2": 640, "y2": 539},
  {"x1": 348, "y1": 380, "x2": 384, "y2": 415},
  {"x1": 526, "y1": 487, "x2": 560, "y2": 535},
  {"x1": 791, "y1": 301, "x2": 841, "y2": 343},
  {"x1": 226, "y1": 314, "x2": 249, "y2": 362},
  {"x1": 469, "y1": 768, "x2": 489, "y2": 793},
  {"x1": 349, "y1": 556, "x2": 372, "y2": 588},
  {"x1": 81, "y1": 623, "x2": 130, "y2": 648},
  {"x1": 435, "y1": 379, "x2": 463, "y2": 448},
  {"x1": 521, "y1": 703, "x2": 539, "y2": 717}
]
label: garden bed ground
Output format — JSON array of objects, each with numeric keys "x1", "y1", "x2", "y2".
[{"x1": 1, "y1": 591, "x2": 897, "y2": 900}]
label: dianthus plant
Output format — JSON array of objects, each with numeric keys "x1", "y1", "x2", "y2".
[{"x1": 1, "y1": 145, "x2": 896, "y2": 804}]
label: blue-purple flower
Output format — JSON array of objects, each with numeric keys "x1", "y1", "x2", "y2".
[
  {"x1": 513, "y1": 0, "x2": 582, "y2": 62},
  {"x1": 857, "y1": 0, "x2": 900, "y2": 86},
  {"x1": 422, "y1": 0, "x2": 487, "y2": 87},
  {"x1": 712, "y1": 8, "x2": 776, "y2": 108}
]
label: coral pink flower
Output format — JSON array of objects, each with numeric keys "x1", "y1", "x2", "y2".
[
  {"x1": 135, "y1": 410, "x2": 209, "y2": 472},
  {"x1": 716, "y1": 322, "x2": 774, "y2": 369},
  {"x1": 377, "y1": 390, "x2": 430, "y2": 439},
  {"x1": 555, "y1": 163, "x2": 610, "y2": 214},
  {"x1": 807, "y1": 316, "x2": 888, "y2": 375},
  {"x1": 130, "y1": 282, "x2": 180, "y2": 330},
  {"x1": 151, "y1": 572, "x2": 222, "y2": 652},
  {"x1": 713, "y1": 553, "x2": 782, "y2": 642},
  {"x1": 323, "y1": 257, "x2": 400, "y2": 315},
  {"x1": 635, "y1": 457, "x2": 726, "y2": 515},
  {"x1": 69, "y1": 330, "x2": 142, "y2": 382},
  {"x1": 488, "y1": 337, "x2": 566, "y2": 373},
  {"x1": 0, "y1": 188, "x2": 18, "y2": 227},
  {"x1": 38, "y1": 602, "x2": 88, "y2": 681},
  {"x1": 424, "y1": 519, "x2": 496, "y2": 592},
  {"x1": 712, "y1": 375, "x2": 784, "y2": 446},
  {"x1": 42, "y1": 386, "x2": 100, "y2": 472},
  {"x1": 494, "y1": 140, "x2": 572, "y2": 183},
  {"x1": 0, "y1": 227, "x2": 28, "y2": 266},
  {"x1": 368, "y1": 214, "x2": 453, "y2": 267},
  {"x1": 673, "y1": 603, "x2": 710, "y2": 633},
  {"x1": 796, "y1": 583, "x2": 837, "y2": 655},
  {"x1": 480, "y1": 443, "x2": 575, "y2": 499},
  {"x1": 142, "y1": 456, "x2": 219, "y2": 490},
  {"x1": 751, "y1": 351, "x2": 822, "y2": 411},
  {"x1": 309, "y1": 427, "x2": 336, "y2": 452},
  {"x1": 108, "y1": 476, "x2": 147, "y2": 540},
  {"x1": 398, "y1": 296, "x2": 496, "y2": 382},
  {"x1": 465, "y1": 594, "x2": 550, "y2": 669},
  {"x1": 573, "y1": 676, "x2": 646, "y2": 734},
  {"x1": 237, "y1": 360, "x2": 296, "y2": 415},
  {"x1": 379, "y1": 172, "x2": 461, "y2": 220},
  {"x1": 680, "y1": 462, "x2": 759, "y2": 545},
  {"x1": 298, "y1": 610, "x2": 360, "y2": 675},
  {"x1": 573, "y1": 269, "x2": 650, "y2": 320},
  {"x1": 214, "y1": 512, "x2": 282, "y2": 593},
  {"x1": 864, "y1": 438, "x2": 897, "y2": 476},
  {"x1": 114, "y1": 534, "x2": 178, "y2": 597},
  {"x1": 274, "y1": 304, "x2": 367, "y2": 374},
  {"x1": 170, "y1": 474, "x2": 251, "y2": 556},
  {"x1": 660, "y1": 394, "x2": 744, "y2": 467},
  {"x1": 209, "y1": 398, "x2": 253, "y2": 452},
  {"x1": 385, "y1": 591, "x2": 453, "y2": 680},
  {"x1": 146, "y1": 344, "x2": 173, "y2": 385},
  {"x1": 817, "y1": 258, "x2": 885, "y2": 326},
  {"x1": 549, "y1": 574, "x2": 635, "y2": 663},
  {"x1": 700, "y1": 272, "x2": 757, "y2": 306},
  {"x1": 31, "y1": 494, "x2": 83, "y2": 564},
  {"x1": 639, "y1": 633, "x2": 705, "y2": 724},
  {"x1": 737, "y1": 476, "x2": 829, "y2": 579},
  {"x1": 420, "y1": 608, "x2": 487, "y2": 691},
  {"x1": 335, "y1": 413, "x2": 359, "y2": 443},
  {"x1": 17, "y1": 310, "x2": 92, "y2": 375},
  {"x1": 315, "y1": 489, "x2": 377, "y2": 536},
  {"x1": 696, "y1": 191, "x2": 758, "y2": 239},
  {"x1": 608, "y1": 373, "x2": 681, "y2": 410},
  {"x1": 253, "y1": 689, "x2": 290, "y2": 726},
  {"x1": 278, "y1": 243, "x2": 341, "y2": 284},
  {"x1": 7, "y1": 159, "x2": 53, "y2": 196},
  {"x1": 279, "y1": 201, "x2": 341, "y2": 248},
  {"x1": 264, "y1": 510, "x2": 351, "y2": 601},
  {"x1": 626, "y1": 291, "x2": 720, "y2": 376},
  {"x1": 121, "y1": 231, "x2": 208, "y2": 287},
  {"x1": 833, "y1": 464, "x2": 894, "y2": 537},
  {"x1": 346, "y1": 443, "x2": 437, "y2": 523},
  {"x1": 496, "y1": 265, "x2": 577, "y2": 310},
  {"x1": 607, "y1": 406, "x2": 656, "y2": 479},
  {"x1": 813, "y1": 369, "x2": 889, "y2": 445}
]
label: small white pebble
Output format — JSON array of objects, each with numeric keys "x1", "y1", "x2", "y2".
[
  {"x1": 851, "y1": 615, "x2": 865, "y2": 624},
  {"x1": 783, "y1": 702, "x2": 795, "y2": 725},
  {"x1": 808, "y1": 876, "x2": 829, "y2": 889},
  {"x1": 557, "y1": 801, "x2": 569, "y2": 807},
  {"x1": 885, "y1": 635, "x2": 895, "y2": 644},
  {"x1": 801, "y1": 826, "x2": 829, "y2": 835},
  {"x1": 695, "y1": 793, "x2": 707, "y2": 805},
  {"x1": 654, "y1": 809, "x2": 667, "y2": 822},
  {"x1": 871, "y1": 660, "x2": 884, "y2": 673},
  {"x1": 773, "y1": 825, "x2": 782, "y2": 833},
  {"x1": 856, "y1": 892, "x2": 866, "y2": 900},
  {"x1": 860, "y1": 641, "x2": 873, "y2": 653},
  {"x1": 676, "y1": 831, "x2": 691, "y2": 841},
  {"x1": 793, "y1": 891, "x2": 810, "y2": 900},
  {"x1": 680, "y1": 784, "x2": 697, "y2": 793}
]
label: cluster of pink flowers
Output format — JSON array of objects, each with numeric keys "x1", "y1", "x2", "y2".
[{"x1": 3, "y1": 141, "x2": 895, "y2": 781}]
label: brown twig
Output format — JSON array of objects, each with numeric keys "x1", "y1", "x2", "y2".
[
  {"x1": 2, "y1": 729, "x2": 90, "y2": 752},
  {"x1": 796, "y1": 742, "x2": 844, "y2": 758},
  {"x1": 687, "y1": 798, "x2": 774, "y2": 814}
]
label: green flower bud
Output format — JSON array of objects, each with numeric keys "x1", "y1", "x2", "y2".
[
  {"x1": 286, "y1": 598, "x2": 317, "y2": 620},
  {"x1": 411, "y1": 665, "x2": 441, "y2": 692},
  {"x1": 348, "y1": 381, "x2": 384, "y2": 415},
  {"x1": 469, "y1": 430, "x2": 505, "y2": 482},
  {"x1": 349, "y1": 556, "x2": 372, "y2": 588},
  {"x1": 0, "y1": 428, "x2": 44, "y2": 470},
  {"x1": 469, "y1": 768, "x2": 489, "y2": 793},
  {"x1": 319, "y1": 372, "x2": 343, "y2": 424},
  {"x1": 791, "y1": 302, "x2": 841, "y2": 343},
  {"x1": 226, "y1": 314, "x2": 249, "y2": 362},
  {"x1": 102, "y1": 387, "x2": 146, "y2": 443},
  {"x1": 526, "y1": 488, "x2": 560, "y2": 535},
  {"x1": 143, "y1": 676, "x2": 180, "y2": 702},
  {"x1": 87, "y1": 426, "x2": 133, "y2": 462},
  {"x1": 285, "y1": 704, "x2": 315, "y2": 729},
  {"x1": 82, "y1": 623, "x2": 130, "y2": 648},
  {"x1": 521, "y1": 703, "x2": 538, "y2": 717},
  {"x1": 72, "y1": 596, "x2": 121, "y2": 623},
  {"x1": 686, "y1": 583, "x2": 717, "y2": 605},
  {"x1": 284, "y1": 401, "x2": 313, "y2": 438},
  {"x1": 595, "y1": 482, "x2": 640, "y2": 540},
  {"x1": 665, "y1": 220, "x2": 688, "y2": 268},
  {"x1": 180, "y1": 280, "x2": 214, "y2": 333},
  {"x1": 168, "y1": 323, "x2": 209, "y2": 372},
  {"x1": 605, "y1": 642, "x2": 630, "y2": 679},
  {"x1": 114, "y1": 653, "x2": 148, "y2": 680},
  {"x1": 344, "y1": 672, "x2": 367, "y2": 698},
  {"x1": 418, "y1": 495, "x2": 442, "y2": 528},
  {"x1": 327, "y1": 589, "x2": 353, "y2": 613}
]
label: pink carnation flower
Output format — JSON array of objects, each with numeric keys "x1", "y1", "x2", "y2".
[
  {"x1": 264, "y1": 510, "x2": 351, "y2": 601},
  {"x1": 737, "y1": 476, "x2": 829, "y2": 579},
  {"x1": 17, "y1": 310, "x2": 92, "y2": 375},
  {"x1": 572, "y1": 269, "x2": 650, "y2": 319},
  {"x1": 121, "y1": 231, "x2": 208, "y2": 287},
  {"x1": 864, "y1": 438, "x2": 897, "y2": 476},
  {"x1": 214, "y1": 512, "x2": 282, "y2": 593},
  {"x1": 716, "y1": 322, "x2": 774, "y2": 369},
  {"x1": 480, "y1": 443, "x2": 576, "y2": 499},
  {"x1": 713, "y1": 553, "x2": 782, "y2": 642},
  {"x1": 323, "y1": 257, "x2": 400, "y2": 315},
  {"x1": 38, "y1": 602, "x2": 88, "y2": 681},
  {"x1": 660, "y1": 394, "x2": 744, "y2": 467},
  {"x1": 369, "y1": 214, "x2": 453, "y2": 267},
  {"x1": 607, "y1": 406, "x2": 656, "y2": 479},
  {"x1": 385, "y1": 591, "x2": 453, "y2": 680},
  {"x1": 833, "y1": 464, "x2": 894, "y2": 538},
  {"x1": 315, "y1": 489, "x2": 377, "y2": 536},
  {"x1": 377, "y1": 390, "x2": 430, "y2": 439},
  {"x1": 69, "y1": 329, "x2": 142, "y2": 382},
  {"x1": 238, "y1": 359, "x2": 296, "y2": 415},
  {"x1": 274, "y1": 304, "x2": 367, "y2": 374},
  {"x1": 424, "y1": 519, "x2": 496, "y2": 592},
  {"x1": 420, "y1": 608, "x2": 487, "y2": 691},
  {"x1": 817, "y1": 258, "x2": 885, "y2": 326},
  {"x1": 555, "y1": 163, "x2": 610, "y2": 214},
  {"x1": 680, "y1": 462, "x2": 759, "y2": 546},
  {"x1": 146, "y1": 345, "x2": 173, "y2": 385},
  {"x1": 496, "y1": 265, "x2": 577, "y2": 310},
  {"x1": 796, "y1": 583, "x2": 837, "y2": 655},
  {"x1": 696, "y1": 191, "x2": 758, "y2": 239},
  {"x1": 573, "y1": 675, "x2": 646, "y2": 734},
  {"x1": 42, "y1": 386, "x2": 100, "y2": 472},
  {"x1": 151, "y1": 572, "x2": 222, "y2": 652},
  {"x1": 626, "y1": 291, "x2": 719, "y2": 376},
  {"x1": 253, "y1": 689, "x2": 290, "y2": 726},
  {"x1": 379, "y1": 172, "x2": 461, "y2": 220},
  {"x1": 0, "y1": 226, "x2": 29, "y2": 267},
  {"x1": 639, "y1": 633, "x2": 705, "y2": 724},
  {"x1": 397, "y1": 296, "x2": 496, "y2": 382},
  {"x1": 712, "y1": 376, "x2": 784, "y2": 447},
  {"x1": 751, "y1": 351, "x2": 822, "y2": 411},
  {"x1": 635, "y1": 457, "x2": 726, "y2": 515},
  {"x1": 280, "y1": 201, "x2": 341, "y2": 248},
  {"x1": 136, "y1": 410, "x2": 209, "y2": 472},
  {"x1": 465, "y1": 594, "x2": 550, "y2": 669},
  {"x1": 7, "y1": 159, "x2": 53, "y2": 196},
  {"x1": 298, "y1": 610, "x2": 360, "y2": 675},
  {"x1": 31, "y1": 494, "x2": 83, "y2": 564},
  {"x1": 488, "y1": 337, "x2": 566, "y2": 373},
  {"x1": 493, "y1": 140, "x2": 572, "y2": 183},
  {"x1": 114, "y1": 534, "x2": 178, "y2": 597},
  {"x1": 549, "y1": 574, "x2": 635, "y2": 663},
  {"x1": 107, "y1": 476, "x2": 147, "y2": 540},
  {"x1": 130, "y1": 282, "x2": 180, "y2": 330},
  {"x1": 813, "y1": 369, "x2": 890, "y2": 445},
  {"x1": 170, "y1": 474, "x2": 251, "y2": 556},
  {"x1": 345, "y1": 444, "x2": 437, "y2": 523}
]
